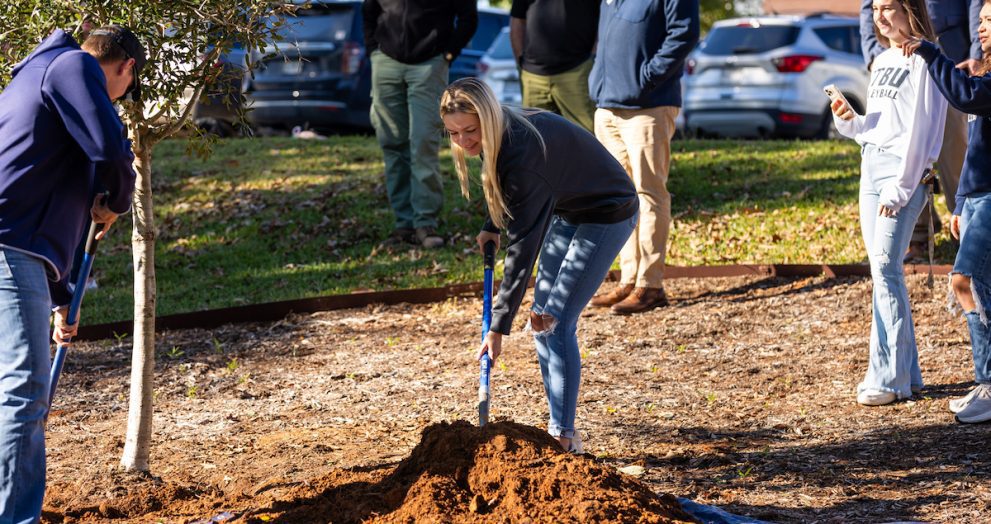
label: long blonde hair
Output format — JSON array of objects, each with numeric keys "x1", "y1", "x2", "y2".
[
  {"x1": 439, "y1": 78, "x2": 544, "y2": 229},
  {"x1": 872, "y1": 0, "x2": 937, "y2": 48}
]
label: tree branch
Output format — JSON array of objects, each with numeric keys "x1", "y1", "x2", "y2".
[{"x1": 150, "y1": 48, "x2": 222, "y2": 141}]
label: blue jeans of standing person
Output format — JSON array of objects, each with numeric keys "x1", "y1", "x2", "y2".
[
  {"x1": 0, "y1": 248, "x2": 52, "y2": 524},
  {"x1": 954, "y1": 192, "x2": 991, "y2": 384},
  {"x1": 858, "y1": 145, "x2": 929, "y2": 399},
  {"x1": 530, "y1": 212, "x2": 637, "y2": 438}
]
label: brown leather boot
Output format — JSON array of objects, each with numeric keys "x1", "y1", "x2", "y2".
[
  {"x1": 589, "y1": 284, "x2": 635, "y2": 308},
  {"x1": 610, "y1": 287, "x2": 669, "y2": 315}
]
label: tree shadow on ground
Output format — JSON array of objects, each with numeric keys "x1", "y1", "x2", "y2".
[
  {"x1": 607, "y1": 419, "x2": 990, "y2": 523},
  {"x1": 672, "y1": 275, "x2": 863, "y2": 307}
]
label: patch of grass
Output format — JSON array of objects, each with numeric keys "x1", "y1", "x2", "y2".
[{"x1": 81, "y1": 137, "x2": 955, "y2": 324}]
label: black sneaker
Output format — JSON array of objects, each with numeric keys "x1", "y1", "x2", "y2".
[{"x1": 384, "y1": 227, "x2": 416, "y2": 245}]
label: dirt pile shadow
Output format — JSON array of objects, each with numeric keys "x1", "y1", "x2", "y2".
[{"x1": 249, "y1": 420, "x2": 698, "y2": 523}]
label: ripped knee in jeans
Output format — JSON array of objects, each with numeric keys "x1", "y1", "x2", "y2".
[
  {"x1": 948, "y1": 272, "x2": 988, "y2": 325},
  {"x1": 527, "y1": 311, "x2": 558, "y2": 336}
]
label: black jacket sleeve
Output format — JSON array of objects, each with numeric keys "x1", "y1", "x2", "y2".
[
  {"x1": 362, "y1": 0, "x2": 382, "y2": 52},
  {"x1": 490, "y1": 169, "x2": 554, "y2": 335},
  {"x1": 446, "y1": 0, "x2": 478, "y2": 60}
]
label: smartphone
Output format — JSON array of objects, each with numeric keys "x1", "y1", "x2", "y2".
[{"x1": 823, "y1": 84, "x2": 849, "y2": 106}]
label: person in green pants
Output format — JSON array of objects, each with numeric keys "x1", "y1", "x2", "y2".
[
  {"x1": 363, "y1": 0, "x2": 478, "y2": 248},
  {"x1": 510, "y1": 0, "x2": 599, "y2": 132}
]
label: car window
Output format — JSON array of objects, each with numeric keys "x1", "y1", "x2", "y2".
[
  {"x1": 271, "y1": 4, "x2": 356, "y2": 42},
  {"x1": 487, "y1": 29, "x2": 513, "y2": 60},
  {"x1": 813, "y1": 25, "x2": 858, "y2": 55},
  {"x1": 468, "y1": 12, "x2": 508, "y2": 51},
  {"x1": 700, "y1": 25, "x2": 800, "y2": 55}
]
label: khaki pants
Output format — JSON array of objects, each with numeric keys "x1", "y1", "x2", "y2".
[
  {"x1": 914, "y1": 104, "x2": 966, "y2": 243},
  {"x1": 521, "y1": 60, "x2": 596, "y2": 133},
  {"x1": 594, "y1": 106, "x2": 678, "y2": 288}
]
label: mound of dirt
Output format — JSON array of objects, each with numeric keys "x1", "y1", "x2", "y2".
[{"x1": 249, "y1": 420, "x2": 697, "y2": 523}]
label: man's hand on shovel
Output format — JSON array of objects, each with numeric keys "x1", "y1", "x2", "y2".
[{"x1": 90, "y1": 193, "x2": 118, "y2": 240}]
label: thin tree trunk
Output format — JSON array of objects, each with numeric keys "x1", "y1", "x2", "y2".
[{"x1": 121, "y1": 145, "x2": 156, "y2": 471}]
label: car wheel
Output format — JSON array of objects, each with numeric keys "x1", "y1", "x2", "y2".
[
  {"x1": 815, "y1": 106, "x2": 847, "y2": 140},
  {"x1": 196, "y1": 118, "x2": 235, "y2": 138}
]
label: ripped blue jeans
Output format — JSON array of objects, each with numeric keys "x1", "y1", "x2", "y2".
[
  {"x1": 530, "y1": 213, "x2": 636, "y2": 438},
  {"x1": 858, "y1": 145, "x2": 928, "y2": 399},
  {"x1": 953, "y1": 192, "x2": 991, "y2": 384}
]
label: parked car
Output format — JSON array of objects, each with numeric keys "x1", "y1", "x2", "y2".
[
  {"x1": 683, "y1": 14, "x2": 868, "y2": 139},
  {"x1": 192, "y1": 42, "x2": 250, "y2": 136},
  {"x1": 478, "y1": 27, "x2": 521, "y2": 106},
  {"x1": 239, "y1": 0, "x2": 508, "y2": 133}
]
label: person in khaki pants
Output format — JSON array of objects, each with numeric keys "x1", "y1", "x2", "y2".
[
  {"x1": 588, "y1": 0, "x2": 699, "y2": 315},
  {"x1": 510, "y1": 0, "x2": 599, "y2": 132}
]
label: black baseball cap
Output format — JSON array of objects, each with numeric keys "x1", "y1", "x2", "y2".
[{"x1": 88, "y1": 25, "x2": 147, "y2": 101}]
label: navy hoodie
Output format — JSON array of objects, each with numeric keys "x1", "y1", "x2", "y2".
[
  {"x1": 916, "y1": 41, "x2": 991, "y2": 211},
  {"x1": 589, "y1": 0, "x2": 700, "y2": 109},
  {"x1": 0, "y1": 30, "x2": 136, "y2": 306}
]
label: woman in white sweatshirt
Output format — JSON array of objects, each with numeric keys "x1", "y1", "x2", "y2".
[{"x1": 831, "y1": 0, "x2": 947, "y2": 406}]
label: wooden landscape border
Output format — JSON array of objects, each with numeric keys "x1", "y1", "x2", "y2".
[{"x1": 76, "y1": 263, "x2": 953, "y2": 341}]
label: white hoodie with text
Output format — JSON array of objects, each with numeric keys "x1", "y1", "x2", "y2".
[{"x1": 835, "y1": 47, "x2": 947, "y2": 211}]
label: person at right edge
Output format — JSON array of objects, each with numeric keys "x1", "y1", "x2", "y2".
[
  {"x1": 509, "y1": 0, "x2": 600, "y2": 132},
  {"x1": 862, "y1": 0, "x2": 983, "y2": 260},
  {"x1": 902, "y1": 0, "x2": 991, "y2": 423},
  {"x1": 588, "y1": 0, "x2": 700, "y2": 315}
]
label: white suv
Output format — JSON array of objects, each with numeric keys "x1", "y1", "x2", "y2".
[{"x1": 683, "y1": 14, "x2": 868, "y2": 139}]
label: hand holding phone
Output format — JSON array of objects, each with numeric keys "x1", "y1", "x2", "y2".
[{"x1": 824, "y1": 84, "x2": 854, "y2": 121}]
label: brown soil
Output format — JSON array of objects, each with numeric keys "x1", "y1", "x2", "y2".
[{"x1": 41, "y1": 275, "x2": 991, "y2": 523}]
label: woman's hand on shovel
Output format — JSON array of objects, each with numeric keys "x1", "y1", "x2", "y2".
[
  {"x1": 52, "y1": 306, "x2": 79, "y2": 345},
  {"x1": 477, "y1": 331, "x2": 502, "y2": 364}
]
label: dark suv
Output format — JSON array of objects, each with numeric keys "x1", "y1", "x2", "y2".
[{"x1": 240, "y1": 1, "x2": 507, "y2": 132}]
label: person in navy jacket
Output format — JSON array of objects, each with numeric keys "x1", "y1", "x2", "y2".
[
  {"x1": 903, "y1": 0, "x2": 991, "y2": 423},
  {"x1": 0, "y1": 26, "x2": 141, "y2": 522},
  {"x1": 587, "y1": 0, "x2": 700, "y2": 315},
  {"x1": 862, "y1": 0, "x2": 984, "y2": 259}
]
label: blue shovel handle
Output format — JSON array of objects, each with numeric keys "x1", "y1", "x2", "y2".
[
  {"x1": 478, "y1": 240, "x2": 495, "y2": 426},
  {"x1": 49, "y1": 220, "x2": 105, "y2": 408}
]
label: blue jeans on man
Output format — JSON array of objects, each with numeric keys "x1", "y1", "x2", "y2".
[
  {"x1": 530, "y1": 213, "x2": 636, "y2": 438},
  {"x1": 0, "y1": 248, "x2": 52, "y2": 524},
  {"x1": 858, "y1": 145, "x2": 929, "y2": 399}
]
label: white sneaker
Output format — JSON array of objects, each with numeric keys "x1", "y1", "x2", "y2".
[
  {"x1": 566, "y1": 432, "x2": 584, "y2": 454},
  {"x1": 949, "y1": 386, "x2": 979, "y2": 414},
  {"x1": 955, "y1": 384, "x2": 991, "y2": 424},
  {"x1": 857, "y1": 389, "x2": 897, "y2": 406}
]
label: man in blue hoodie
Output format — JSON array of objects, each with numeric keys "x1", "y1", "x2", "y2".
[
  {"x1": 0, "y1": 26, "x2": 141, "y2": 522},
  {"x1": 588, "y1": 0, "x2": 699, "y2": 315}
]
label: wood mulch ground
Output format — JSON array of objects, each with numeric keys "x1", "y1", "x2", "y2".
[{"x1": 42, "y1": 274, "x2": 990, "y2": 523}]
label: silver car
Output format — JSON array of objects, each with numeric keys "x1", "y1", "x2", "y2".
[{"x1": 684, "y1": 14, "x2": 868, "y2": 139}]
